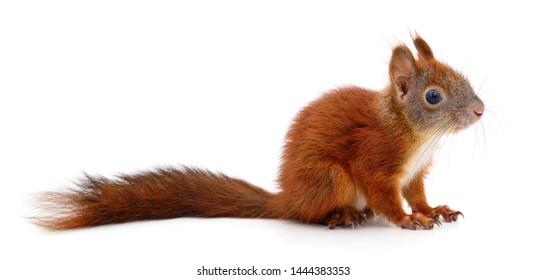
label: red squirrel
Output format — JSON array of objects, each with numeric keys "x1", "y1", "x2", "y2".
[{"x1": 32, "y1": 35, "x2": 484, "y2": 230}]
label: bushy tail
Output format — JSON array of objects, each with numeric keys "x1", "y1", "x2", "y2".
[{"x1": 31, "y1": 167, "x2": 276, "y2": 230}]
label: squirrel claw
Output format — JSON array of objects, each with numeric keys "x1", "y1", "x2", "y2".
[
  {"x1": 423, "y1": 205, "x2": 464, "y2": 223},
  {"x1": 399, "y1": 213, "x2": 438, "y2": 230},
  {"x1": 439, "y1": 207, "x2": 463, "y2": 223},
  {"x1": 446, "y1": 211, "x2": 463, "y2": 222},
  {"x1": 325, "y1": 207, "x2": 366, "y2": 230}
]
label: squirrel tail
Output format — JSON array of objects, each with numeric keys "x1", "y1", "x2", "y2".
[{"x1": 31, "y1": 167, "x2": 277, "y2": 230}]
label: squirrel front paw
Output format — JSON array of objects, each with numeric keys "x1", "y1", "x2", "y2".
[
  {"x1": 419, "y1": 205, "x2": 463, "y2": 223},
  {"x1": 435, "y1": 205, "x2": 463, "y2": 222},
  {"x1": 397, "y1": 213, "x2": 441, "y2": 230}
]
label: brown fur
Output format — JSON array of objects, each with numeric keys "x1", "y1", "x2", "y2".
[
  {"x1": 33, "y1": 168, "x2": 274, "y2": 230},
  {"x1": 31, "y1": 35, "x2": 484, "y2": 230}
]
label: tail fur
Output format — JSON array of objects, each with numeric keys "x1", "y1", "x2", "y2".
[{"x1": 31, "y1": 167, "x2": 276, "y2": 230}]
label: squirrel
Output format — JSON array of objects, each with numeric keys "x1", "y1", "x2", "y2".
[{"x1": 32, "y1": 35, "x2": 484, "y2": 231}]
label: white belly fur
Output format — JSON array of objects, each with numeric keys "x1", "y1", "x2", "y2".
[
  {"x1": 399, "y1": 138, "x2": 438, "y2": 189},
  {"x1": 354, "y1": 188, "x2": 367, "y2": 210}
]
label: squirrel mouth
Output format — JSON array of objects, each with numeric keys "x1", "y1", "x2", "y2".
[
  {"x1": 454, "y1": 109, "x2": 483, "y2": 130},
  {"x1": 455, "y1": 118, "x2": 479, "y2": 130},
  {"x1": 446, "y1": 118, "x2": 480, "y2": 134}
]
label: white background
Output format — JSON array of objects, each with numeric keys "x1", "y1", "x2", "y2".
[{"x1": 1, "y1": 1, "x2": 544, "y2": 279}]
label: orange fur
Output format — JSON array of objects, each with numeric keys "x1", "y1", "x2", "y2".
[
  {"x1": 33, "y1": 168, "x2": 275, "y2": 230},
  {"x1": 31, "y1": 35, "x2": 483, "y2": 230}
]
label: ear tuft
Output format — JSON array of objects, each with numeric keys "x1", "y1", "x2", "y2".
[
  {"x1": 389, "y1": 45, "x2": 417, "y2": 98},
  {"x1": 412, "y1": 34, "x2": 434, "y2": 61}
]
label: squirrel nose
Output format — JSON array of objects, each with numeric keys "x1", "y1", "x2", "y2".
[{"x1": 472, "y1": 99, "x2": 485, "y2": 117}]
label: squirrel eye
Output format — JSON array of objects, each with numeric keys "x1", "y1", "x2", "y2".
[{"x1": 425, "y1": 89, "x2": 442, "y2": 105}]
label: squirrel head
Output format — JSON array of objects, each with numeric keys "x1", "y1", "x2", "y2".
[{"x1": 388, "y1": 35, "x2": 484, "y2": 135}]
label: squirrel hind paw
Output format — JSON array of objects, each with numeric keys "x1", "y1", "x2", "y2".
[{"x1": 324, "y1": 207, "x2": 367, "y2": 230}]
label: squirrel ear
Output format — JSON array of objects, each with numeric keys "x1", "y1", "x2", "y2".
[
  {"x1": 412, "y1": 35, "x2": 434, "y2": 60},
  {"x1": 389, "y1": 45, "x2": 417, "y2": 98}
]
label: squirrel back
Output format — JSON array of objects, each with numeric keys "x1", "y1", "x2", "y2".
[{"x1": 32, "y1": 35, "x2": 484, "y2": 230}]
